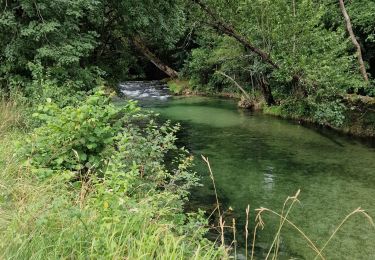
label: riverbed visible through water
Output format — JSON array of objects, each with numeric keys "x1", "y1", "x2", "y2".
[{"x1": 119, "y1": 81, "x2": 375, "y2": 259}]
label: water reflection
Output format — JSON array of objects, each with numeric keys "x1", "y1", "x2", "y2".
[{"x1": 263, "y1": 166, "x2": 275, "y2": 192}]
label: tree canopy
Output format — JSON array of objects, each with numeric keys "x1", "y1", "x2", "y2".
[{"x1": 1, "y1": 0, "x2": 374, "y2": 125}]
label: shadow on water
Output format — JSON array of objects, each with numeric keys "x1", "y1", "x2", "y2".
[
  {"x1": 310, "y1": 129, "x2": 345, "y2": 147},
  {"x1": 118, "y1": 82, "x2": 375, "y2": 259}
]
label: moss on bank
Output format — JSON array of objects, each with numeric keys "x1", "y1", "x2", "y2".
[{"x1": 340, "y1": 95, "x2": 375, "y2": 137}]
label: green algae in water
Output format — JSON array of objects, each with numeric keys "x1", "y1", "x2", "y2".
[{"x1": 150, "y1": 96, "x2": 375, "y2": 259}]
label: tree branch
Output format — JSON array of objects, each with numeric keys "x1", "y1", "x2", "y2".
[
  {"x1": 191, "y1": 0, "x2": 279, "y2": 69},
  {"x1": 339, "y1": 0, "x2": 368, "y2": 82},
  {"x1": 130, "y1": 35, "x2": 179, "y2": 78}
]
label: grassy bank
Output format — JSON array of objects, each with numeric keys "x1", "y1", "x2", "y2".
[{"x1": 0, "y1": 96, "x2": 226, "y2": 259}]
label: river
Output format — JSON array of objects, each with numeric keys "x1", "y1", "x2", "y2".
[{"x1": 119, "y1": 81, "x2": 375, "y2": 259}]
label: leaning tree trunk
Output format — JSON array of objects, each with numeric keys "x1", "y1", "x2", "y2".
[
  {"x1": 190, "y1": 0, "x2": 282, "y2": 105},
  {"x1": 190, "y1": 0, "x2": 279, "y2": 70},
  {"x1": 339, "y1": 0, "x2": 368, "y2": 82},
  {"x1": 130, "y1": 36, "x2": 179, "y2": 78},
  {"x1": 216, "y1": 71, "x2": 252, "y2": 101}
]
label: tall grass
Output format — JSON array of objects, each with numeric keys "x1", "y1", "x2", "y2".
[
  {"x1": 0, "y1": 170, "x2": 226, "y2": 259},
  {"x1": 0, "y1": 97, "x2": 24, "y2": 136},
  {"x1": 0, "y1": 156, "x2": 226, "y2": 258}
]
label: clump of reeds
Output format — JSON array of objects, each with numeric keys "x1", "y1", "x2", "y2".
[{"x1": 0, "y1": 97, "x2": 23, "y2": 135}]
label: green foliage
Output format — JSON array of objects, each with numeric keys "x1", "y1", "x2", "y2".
[
  {"x1": 2, "y1": 0, "x2": 374, "y2": 257},
  {"x1": 0, "y1": 0, "x2": 189, "y2": 96},
  {"x1": 279, "y1": 98, "x2": 312, "y2": 119},
  {"x1": 313, "y1": 100, "x2": 346, "y2": 127},
  {"x1": 347, "y1": 0, "x2": 375, "y2": 41},
  {"x1": 188, "y1": 0, "x2": 365, "y2": 90},
  {"x1": 167, "y1": 80, "x2": 190, "y2": 94},
  {"x1": 183, "y1": 0, "x2": 373, "y2": 126},
  {"x1": 23, "y1": 88, "x2": 202, "y2": 199},
  {"x1": 0, "y1": 0, "x2": 103, "y2": 92},
  {"x1": 323, "y1": 0, "x2": 375, "y2": 81},
  {"x1": 184, "y1": 34, "x2": 254, "y2": 93},
  {"x1": 0, "y1": 91, "x2": 225, "y2": 259},
  {"x1": 24, "y1": 90, "x2": 138, "y2": 176},
  {"x1": 278, "y1": 92, "x2": 346, "y2": 127},
  {"x1": 0, "y1": 136, "x2": 224, "y2": 259}
]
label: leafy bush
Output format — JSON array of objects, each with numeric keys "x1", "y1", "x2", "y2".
[
  {"x1": 311, "y1": 99, "x2": 346, "y2": 127},
  {"x1": 23, "y1": 90, "x2": 139, "y2": 177},
  {"x1": 280, "y1": 98, "x2": 312, "y2": 119},
  {"x1": 23, "y1": 89, "x2": 201, "y2": 197},
  {"x1": 279, "y1": 93, "x2": 347, "y2": 127},
  {"x1": 183, "y1": 34, "x2": 253, "y2": 93},
  {"x1": 1, "y1": 90, "x2": 225, "y2": 259}
]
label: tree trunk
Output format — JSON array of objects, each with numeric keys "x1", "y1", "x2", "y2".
[
  {"x1": 130, "y1": 36, "x2": 179, "y2": 78},
  {"x1": 191, "y1": 0, "x2": 280, "y2": 104},
  {"x1": 339, "y1": 0, "x2": 368, "y2": 82},
  {"x1": 190, "y1": 0, "x2": 279, "y2": 69},
  {"x1": 216, "y1": 71, "x2": 252, "y2": 101},
  {"x1": 259, "y1": 76, "x2": 275, "y2": 106}
]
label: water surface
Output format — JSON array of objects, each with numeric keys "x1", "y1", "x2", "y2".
[{"x1": 121, "y1": 83, "x2": 375, "y2": 259}]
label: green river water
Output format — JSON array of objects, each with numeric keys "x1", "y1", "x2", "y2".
[
  {"x1": 149, "y1": 96, "x2": 375, "y2": 260},
  {"x1": 118, "y1": 80, "x2": 375, "y2": 259}
]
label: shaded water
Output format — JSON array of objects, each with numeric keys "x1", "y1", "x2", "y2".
[{"x1": 120, "y1": 82, "x2": 375, "y2": 259}]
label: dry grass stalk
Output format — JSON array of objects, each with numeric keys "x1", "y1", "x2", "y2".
[
  {"x1": 251, "y1": 222, "x2": 261, "y2": 260},
  {"x1": 232, "y1": 218, "x2": 237, "y2": 259},
  {"x1": 255, "y1": 207, "x2": 324, "y2": 260},
  {"x1": 245, "y1": 204, "x2": 250, "y2": 259},
  {"x1": 267, "y1": 189, "x2": 301, "y2": 260},
  {"x1": 200, "y1": 158, "x2": 374, "y2": 260},
  {"x1": 201, "y1": 155, "x2": 225, "y2": 248},
  {"x1": 0, "y1": 98, "x2": 22, "y2": 135},
  {"x1": 313, "y1": 207, "x2": 375, "y2": 260},
  {"x1": 256, "y1": 197, "x2": 374, "y2": 260},
  {"x1": 219, "y1": 216, "x2": 225, "y2": 248}
]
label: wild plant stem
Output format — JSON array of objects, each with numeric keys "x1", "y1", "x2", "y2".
[
  {"x1": 257, "y1": 208, "x2": 325, "y2": 260},
  {"x1": 251, "y1": 222, "x2": 260, "y2": 260},
  {"x1": 245, "y1": 204, "x2": 250, "y2": 259},
  {"x1": 201, "y1": 155, "x2": 225, "y2": 248},
  {"x1": 313, "y1": 207, "x2": 374, "y2": 260},
  {"x1": 266, "y1": 190, "x2": 300, "y2": 260}
]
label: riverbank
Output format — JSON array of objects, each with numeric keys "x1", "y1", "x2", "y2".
[
  {"x1": 166, "y1": 79, "x2": 375, "y2": 139},
  {"x1": 264, "y1": 94, "x2": 375, "y2": 139}
]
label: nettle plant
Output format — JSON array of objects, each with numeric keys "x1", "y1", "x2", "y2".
[{"x1": 24, "y1": 90, "x2": 139, "y2": 178}]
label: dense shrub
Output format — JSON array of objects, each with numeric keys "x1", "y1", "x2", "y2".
[
  {"x1": 0, "y1": 90, "x2": 225, "y2": 259},
  {"x1": 23, "y1": 90, "x2": 131, "y2": 177}
]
